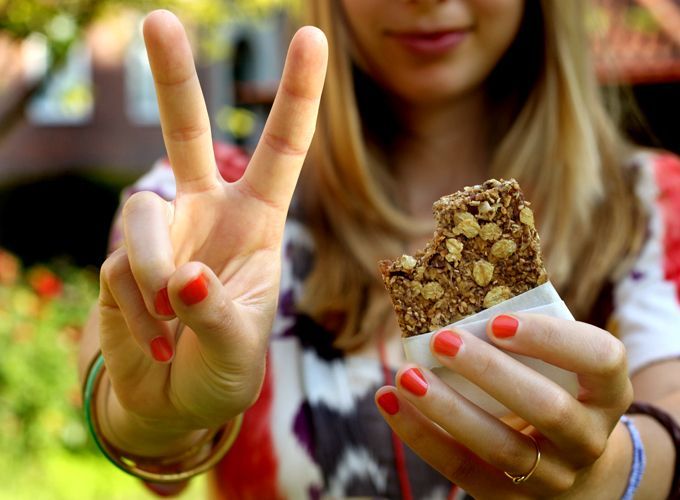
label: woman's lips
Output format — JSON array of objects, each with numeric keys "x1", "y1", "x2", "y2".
[{"x1": 387, "y1": 30, "x2": 468, "y2": 56}]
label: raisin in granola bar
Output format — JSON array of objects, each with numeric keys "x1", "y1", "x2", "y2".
[{"x1": 379, "y1": 179, "x2": 548, "y2": 337}]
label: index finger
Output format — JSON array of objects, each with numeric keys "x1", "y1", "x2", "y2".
[
  {"x1": 143, "y1": 10, "x2": 218, "y2": 193},
  {"x1": 240, "y1": 26, "x2": 328, "y2": 209},
  {"x1": 487, "y1": 314, "x2": 632, "y2": 407}
]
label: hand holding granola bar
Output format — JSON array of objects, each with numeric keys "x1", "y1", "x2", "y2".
[{"x1": 379, "y1": 179, "x2": 581, "y2": 417}]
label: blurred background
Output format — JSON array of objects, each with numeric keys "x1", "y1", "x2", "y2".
[{"x1": 0, "y1": 0, "x2": 678, "y2": 498}]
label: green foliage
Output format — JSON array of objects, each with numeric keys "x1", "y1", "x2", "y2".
[
  {"x1": 0, "y1": 253, "x2": 98, "y2": 460},
  {"x1": 0, "y1": 251, "x2": 210, "y2": 498},
  {"x1": 0, "y1": 449, "x2": 208, "y2": 499}
]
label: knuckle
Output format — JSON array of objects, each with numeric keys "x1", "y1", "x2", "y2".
[
  {"x1": 167, "y1": 123, "x2": 210, "y2": 143},
  {"x1": 123, "y1": 190, "x2": 155, "y2": 215},
  {"x1": 579, "y1": 433, "x2": 608, "y2": 464},
  {"x1": 262, "y1": 131, "x2": 308, "y2": 157},
  {"x1": 549, "y1": 470, "x2": 576, "y2": 495},
  {"x1": 100, "y1": 251, "x2": 130, "y2": 285},
  {"x1": 474, "y1": 353, "x2": 499, "y2": 380},
  {"x1": 540, "y1": 317, "x2": 563, "y2": 348},
  {"x1": 442, "y1": 453, "x2": 477, "y2": 484},
  {"x1": 619, "y1": 378, "x2": 634, "y2": 411},
  {"x1": 594, "y1": 337, "x2": 627, "y2": 378},
  {"x1": 537, "y1": 392, "x2": 574, "y2": 433},
  {"x1": 487, "y1": 434, "x2": 527, "y2": 472},
  {"x1": 140, "y1": 255, "x2": 169, "y2": 278},
  {"x1": 193, "y1": 297, "x2": 233, "y2": 336}
]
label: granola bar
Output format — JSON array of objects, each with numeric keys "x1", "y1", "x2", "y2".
[{"x1": 379, "y1": 179, "x2": 548, "y2": 337}]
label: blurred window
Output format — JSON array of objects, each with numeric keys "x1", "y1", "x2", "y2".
[
  {"x1": 125, "y1": 27, "x2": 160, "y2": 125},
  {"x1": 26, "y1": 39, "x2": 94, "y2": 125}
]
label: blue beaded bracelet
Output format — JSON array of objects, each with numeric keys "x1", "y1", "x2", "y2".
[{"x1": 620, "y1": 415, "x2": 646, "y2": 500}]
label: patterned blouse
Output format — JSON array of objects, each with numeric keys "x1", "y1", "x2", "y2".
[{"x1": 111, "y1": 145, "x2": 680, "y2": 499}]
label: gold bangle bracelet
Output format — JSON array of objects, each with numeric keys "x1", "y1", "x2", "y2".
[{"x1": 84, "y1": 352, "x2": 243, "y2": 483}]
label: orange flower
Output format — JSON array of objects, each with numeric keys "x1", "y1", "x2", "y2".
[
  {"x1": 28, "y1": 267, "x2": 63, "y2": 298},
  {"x1": 0, "y1": 249, "x2": 20, "y2": 286}
]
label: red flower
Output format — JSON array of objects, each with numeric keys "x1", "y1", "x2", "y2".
[{"x1": 28, "y1": 267, "x2": 63, "y2": 298}]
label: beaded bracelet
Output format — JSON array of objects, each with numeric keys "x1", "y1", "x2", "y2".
[
  {"x1": 627, "y1": 402, "x2": 680, "y2": 500},
  {"x1": 620, "y1": 415, "x2": 646, "y2": 500},
  {"x1": 83, "y1": 352, "x2": 243, "y2": 483}
]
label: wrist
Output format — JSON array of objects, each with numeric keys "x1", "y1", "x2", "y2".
[
  {"x1": 628, "y1": 414, "x2": 674, "y2": 499},
  {"x1": 84, "y1": 352, "x2": 243, "y2": 483},
  {"x1": 97, "y1": 372, "x2": 212, "y2": 458}
]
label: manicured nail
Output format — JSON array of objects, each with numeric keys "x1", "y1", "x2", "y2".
[
  {"x1": 400, "y1": 368, "x2": 428, "y2": 396},
  {"x1": 154, "y1": 287, "x2": 174, "y2": 316},
  {"x1": 377, "y1": 392, "x2": 399, "y2": 415},
  {"x1": 433, "y1": 330, "x2": 463, "y2": 357},
  {"x1": 492, "y1": 314, "x2": 519, "y2": 338},
  {"x1": 179, "y1": 274, "x2": 208, "y2": 306},
  {"x1": 150, "y1": 336, "x2": 173, "y2": 362}
]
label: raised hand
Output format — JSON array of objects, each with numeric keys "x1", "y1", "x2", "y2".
[
  {"x1": 376, "y1": 314, "x2": 634, "y2": 499},
  {"x1": 97, "y1": 10, "x2": 328, "y2": 444}
]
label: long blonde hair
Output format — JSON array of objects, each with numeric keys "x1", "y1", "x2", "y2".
[{"x1": 297, "y1": 0, "x2": 645, "y2": 350}]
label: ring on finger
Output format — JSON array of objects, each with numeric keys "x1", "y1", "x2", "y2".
[{"x1": 503, "y1": 434, "x2": 541, "y2": 484}]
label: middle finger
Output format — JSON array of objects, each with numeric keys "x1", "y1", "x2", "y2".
[
  {"x1": 395, "y1": 365, "x2": 563, "y2": 486},
  {"x1": 428, "y1": 329, "x2": 596, "y2": 459},
  {"x1": 143, "y1": 10, "x2": 218, "y2": 194}
]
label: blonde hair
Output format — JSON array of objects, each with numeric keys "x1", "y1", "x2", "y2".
[{"x1": 297, "y1": 0, "x2": 645, "y2": 350}]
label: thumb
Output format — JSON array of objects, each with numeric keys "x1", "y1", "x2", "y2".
[{"x1": 167, "y1": 262, "x2": 257, "y2": 365}]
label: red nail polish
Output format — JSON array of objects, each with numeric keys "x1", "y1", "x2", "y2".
[
  {"x1": 179, "y1": 274, "x2": 208, "y2": 306},
  {"x1": 154, "y1": 287, "x2": 174, "y2": 316},
  {"x1": 400, "y1": 368, "x2": 428, "y2": 396},
  {"x1": 433, "y1": 330, "x2": 462, "y2": 357},
  {"x1": 377, "y1": 392, "x2": 399, "y2": 415},
  {"x1": 150, "y1": 336, "x2": 173, "y2": 362},
  {"x1": 492, "y1": 314, "x2": 519, "y2": 338}
]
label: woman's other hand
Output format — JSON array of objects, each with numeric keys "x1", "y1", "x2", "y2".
[
  {"x1": 376, "y1": 314, "x2": 635, "y2": 499},
  {"x1": 96, "y1": 10, "x2": 327, "y2": 449}
]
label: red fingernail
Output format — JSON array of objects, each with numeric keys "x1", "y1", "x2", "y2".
[
  {"x1": 154, "y1": 287, "x2": 174, "y2": 316},
  {"x1": 433, "y1": 330, "x2": 463, "y2": 357},
  {"x1": 377, "y1": 392, "x2": 399, "y2": 415},
  {"x1": 179, "y1": 274, "x2": 208, "y2": 306},
  {"x1": 150, "y1": 336, "x2": 173, "y2": 362},
  {"x1": 400, "y1": 368, "x2": 428, "y2": 396},
  {"x1": 492, "y1": 314, "x2": 519, "y2": 338}
]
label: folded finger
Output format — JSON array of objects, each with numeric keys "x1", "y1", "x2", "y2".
[
  {"x1": 100, "y1": 249, "x2": 175, "y2": 365},
  {"x1": 122, "y1": 190, "x2": 177, "y2": 320},
  {"x1": 241, "y1": 26, "x2": 328, "y2": 211},
  {"x1": 143, "y1": 10, "x2": 218, "y2": 194},
  {"x1": 486, "y1": 314, "x2": 632, "y2": 408}
]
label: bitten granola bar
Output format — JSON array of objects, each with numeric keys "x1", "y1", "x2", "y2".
[{"x1": 379, "y1": 179, "x2": 548, "y2": 337}]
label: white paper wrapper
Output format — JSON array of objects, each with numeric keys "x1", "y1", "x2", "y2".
[{"x1": 402, "y1": 282, "x2": 579, "y2": 417}]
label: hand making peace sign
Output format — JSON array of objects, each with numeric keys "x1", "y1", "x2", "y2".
[{"x1": 96, "y1": 10, "x2": 328, "y2": 438}]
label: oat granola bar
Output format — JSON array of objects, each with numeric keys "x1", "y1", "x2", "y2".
[{"x1": 379, "y1": 178, "x2": 548, "y2": 337}]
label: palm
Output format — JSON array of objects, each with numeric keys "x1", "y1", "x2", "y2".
[{"x1": 98, "y1": 11, "x2": 327, "y2": 430}]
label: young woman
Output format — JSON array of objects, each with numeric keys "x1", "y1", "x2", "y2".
[{"x1": 80, "y1": 1, "x2": 680, "y2": 498}]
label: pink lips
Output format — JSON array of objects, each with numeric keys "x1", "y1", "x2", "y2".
[{"x1": 388, "y1": 30, "x2": 468, "y2": 56}]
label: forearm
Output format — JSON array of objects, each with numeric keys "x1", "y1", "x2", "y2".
[{"x1": 96, "y1": 371, "x2": 212, "y2": 458}]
